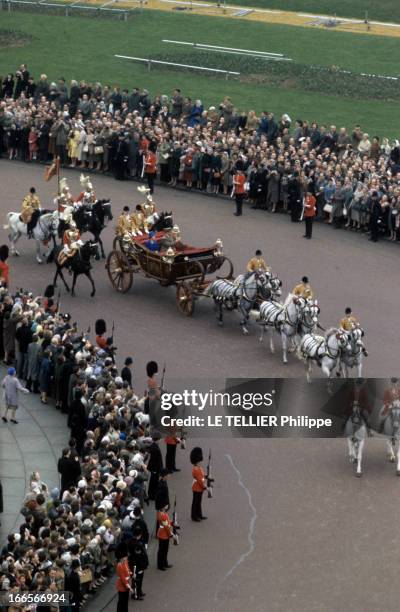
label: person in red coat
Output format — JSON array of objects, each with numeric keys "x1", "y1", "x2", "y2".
[
  {"x1": 116, "y1": 544, "x2": 133, "y2": 612},
  {"x1": 144, "y1": 143, "x2": 157, "y2": 194},
  {"x1": 233, "y1": 163, "x2": 246, "y2": 216},
  {"x1": 156, "y1": 504, "x2": 173, "y2": 570},
  {"x1": 190, "y1": 446, "x2": 207, "y2": 522},
  {"x1": 303, "y1": 191, "x2": 316, "y2": 239},
  {"x1": 0, "y1": 245, "x2": 10, "y2": 288}
]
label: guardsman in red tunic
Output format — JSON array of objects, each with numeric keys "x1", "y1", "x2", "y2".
[
  {"x1": 165, "y1": 426, "x2": 181, "y2": 472},
  {"x1": 190, "y1": 447, "x2": 207, "y2": 522},
  {"x1": 156, "y1": 504, "x2": 173, "y2": 570},
  {"x1": 232, "y1": 162, "x2": 246, "y2": 216},
  {"x1": 58, "y1": 221, "x2": 82, "y2": 266},
  {"x1": 144, "y1": 145, "x2": 157, "y2": 194}
]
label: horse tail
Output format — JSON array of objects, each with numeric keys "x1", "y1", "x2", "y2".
[
  {"x1": 47, "y1": 246, "x2": 56, "y2": 264},
  {"x1": 3, "y1": 212, "x2": 14, "y2": 230}
]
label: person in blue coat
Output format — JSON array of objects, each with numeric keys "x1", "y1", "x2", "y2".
[
  {"x1": 39, "y1": 350, "x2": 53, "y2": 404},
  {"x1": 144, "y1": 231, "x2": 159, "y2": 252}
]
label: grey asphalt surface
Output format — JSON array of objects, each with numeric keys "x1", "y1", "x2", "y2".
[{"x1": 1, "y1": 161, "x2": 400, "y2": 612}]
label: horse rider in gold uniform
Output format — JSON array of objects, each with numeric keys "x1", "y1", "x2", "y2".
[
  {"x1": 339, "y1": 307, "x2": 359, "y2": 332},
  {"x1": 292, "y1": 276, "x2": 315, "y2": 300},
  {"x1": 246, "y1": 250, "x2": 270, "y2": 274},
  {"x1": 21, "y1": 187, "x2": 41, "y2": 237}
]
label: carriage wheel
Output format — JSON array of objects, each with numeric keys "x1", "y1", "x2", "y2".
[
  {"x1": 106, "y1": 250, "x2": 133, "y2": 293},
  {"x1": 176, "y1": 282, "x2": 195, "y2": 316},
  {"x1": 216, "y1": 256, "x2": 234, "y2": 280},
  {"x1": 112, "y1": 236, "x2": 123, "y2": 251}
]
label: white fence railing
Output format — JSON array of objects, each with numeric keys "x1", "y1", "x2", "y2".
[
  {"x1": 114, "y1": 55, "x2": 240, "y2": 79},
  {"x1": 2, "y1": 0, "x2": 133, "y2": 19}
]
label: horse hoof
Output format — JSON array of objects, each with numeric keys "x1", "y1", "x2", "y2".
[
  {"x1": 270, "y1": 348, "x2": 275, "y2": 354},
  {"x1": 390, "y1": 457, "x2": 396, "y2": 463},
  {"x1": 218, "y1": 321, "x2": 223, "y2": 327},
  {"x1": 356, "y1": 472, "x2": 362, "y2": 478},
  {"x1": 95, "y1": 255, "x2": 100, "y2": 261},
  {"x1": 396, "y1": 470, "x2": 400, "y2": 476},
  {"x1": 101, "y1": 253, "x2": 106, "y2": 259},
  {"x1": 242, "y1": 329, "x2": 249, "y2": 336},
  {"x1": 15, "y1": 251, "x2": 20, "y2": 257},
  {"x1": 36, "y1": 258, "x2": 42, "y2": 264},
  {"x1": 91, "y1": 292, "x2": 95, "y2": 298}
]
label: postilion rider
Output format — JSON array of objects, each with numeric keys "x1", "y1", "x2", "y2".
[
  {"x1": 339, "y1": 307, "x2": 368, "y2": 356},
  {"x1": 293, "y1": 276, "x2": 314, "y2": 300},
  {"x1": 58, "y1": 221, "x2": 83, "y2": 267},
  {"x1": 21, "y1": 187, "x2": 41, "y2": 238},
  {"x1": 339, "y1": 307, "x2": 359, "y2": 332},
  {"x1": 246, "y1": 250, "x2": 270, "y2": 274}
]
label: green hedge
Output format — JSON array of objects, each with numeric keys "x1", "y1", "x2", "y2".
[{"x1": 151, "y1": 50, "x2": 400, "y2": 102}]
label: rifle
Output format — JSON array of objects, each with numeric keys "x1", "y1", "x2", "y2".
[
  {"x1": 180, "y1": 425, "x2": 187, "y2": 450},
  {"x1": 161, "y1": 362, "x2": 166, "y2": 391},
  {"x1": 206, "y1": 449, "x2": 214, "y2": 499},
  {"x1": 130, "y1": 564, "x2": 137, "y2": 600},
  {"x1": 172, "y1": 495, "x2": 180, "y2": 545}
]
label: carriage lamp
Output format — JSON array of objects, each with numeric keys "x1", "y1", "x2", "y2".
[
  {"x1": 215, "y1": 239, "x2": 223, "y2": 255},
  {"x1": 163, "y1": 247, "x2": 175, "y2": 264}
]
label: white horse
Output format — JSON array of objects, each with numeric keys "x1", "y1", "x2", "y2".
[
  {"x1": 257, "y1": 294, "x2": 319, "y2": 364},
  {"x1": 5, "y1": 210, "x2": 59, "y2": 263},
  {"x1": 381, "y1": 400, "x2": 400, "y2": 475},
  {"x1": 298, "y1": 327, "x2": 350, "y2": 383},
  {"x1": 344, "y1": 400, "x2": 370, "y2": 477},
  {"x1": 340, "y1": 326, "x2": 367, "y2": 378}
]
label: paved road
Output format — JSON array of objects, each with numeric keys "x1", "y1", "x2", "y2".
[
  {"x1": 0, "y1": 161, "x2": 398, "y2": 381},
  {"x1": 1, "y1": 161, "x2": 400, "y2": 612}
]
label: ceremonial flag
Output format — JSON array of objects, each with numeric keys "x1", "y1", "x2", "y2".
[{"x1": 44, "y1": 157, "x2": 60, "y2": 182}]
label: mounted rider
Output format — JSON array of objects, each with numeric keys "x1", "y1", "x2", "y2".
[
  {"x1": 339, "y1": 307, "x2": 359, "y2": 332},
  {"x1": 54, "y1": 178, "x2": 74, "y2": 214},
  {"x1": 246, "y1": 250, "x2": 270, "y2": 274},
  {"x1": 75, "y1": 174, "x2": 96, "y2": 207},
  {"x1": 293, "y1": 276, "x2": 314, "y2": 300},
  {"x1": 340, "y1": 307, "x2": 368, "y2": 356},
  {"x1": 58, "y1": 220, "x2": 83, "y2": 266},
  {"x1": 137, "y1": 185, "x2": 159, "y2": 228},
  {"x1": 21, "y1": 187, "x2": 41, "y2": 238}
]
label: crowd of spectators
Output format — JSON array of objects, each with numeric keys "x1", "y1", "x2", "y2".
[
  {"x1": 0, "y1": 276, "x2": 178, "y2": 611},
  {"x1": 1, "y1": 64, "x2": 400, "y2": 241}
]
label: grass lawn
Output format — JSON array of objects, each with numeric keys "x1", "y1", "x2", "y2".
[
  {"x1": 227, "y1": 0, "x2": 400, "y2": 24},
  {"x1": 0, "y1": 11, "x2": 399, "y2": 136}
]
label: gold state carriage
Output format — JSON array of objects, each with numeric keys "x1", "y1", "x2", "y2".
[{"x1": 106, "y1": 233, "x2": 234, "y2": 316}]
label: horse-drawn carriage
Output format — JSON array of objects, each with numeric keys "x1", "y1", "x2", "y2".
[{"x1": 106, "y1": 233, "x2": 234, "y2": 316}]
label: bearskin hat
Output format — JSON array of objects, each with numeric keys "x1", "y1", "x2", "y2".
[
  {"x1": 44, "y1": 284, "x2": 55, "y2": 299},
  {"x1": 95, "y1": 319, "x2": 107, "y2": 336},
  {"x1": 0, "y1": 245, "x2": 9, "y2": 261},
  {"x1": 146, "y1": 361, "x2": 158, "y2": 378},
  {"x1": 190, "y1": 447, "x2": 203, "y2": 465}
]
